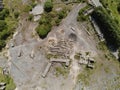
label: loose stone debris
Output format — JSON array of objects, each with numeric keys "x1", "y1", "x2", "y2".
[{"x1": 46, "y1": 39, "x2": 73, "y2": 58}]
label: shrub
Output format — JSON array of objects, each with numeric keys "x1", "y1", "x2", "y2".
[
  {"x1": 14, "y1": 12, "x2": 19, "y2": 18},
  {"x1": 44, "y1": 0, "x2": 53, "y2": 12},
  {"x1": 0, "y1": 40, "x2": 5, "y2": 50},
  {"x1": 24, "y1": 1, "x2": 37, "y2": 12},
  {"x1": 39, "y1": 15, "x2": 51, "y2": 24},
  {"x1": 0, "y1": 8, "x2": 9, "y2": 20},
  {"x1": 77, "y1": 15, "x2": 88, "y2": 21},
  {"x1": 24, "y1": 5, "x2": 33, "y2": 12},
  {"x1": 58, "y1": 10, "x2": 66, "y2": 19},
  {"x1": 0, "y1": 29, "x2": 11, "y2": 40},
  {"x1": 36, "y1": 24, "x2": 52, "y2": 39},
  {"x1": 55, "y1": 18, "x2": 61, "y2": 26},
  {"x1": 0, "y1": 20, "x2": 7, "y2": 31}
]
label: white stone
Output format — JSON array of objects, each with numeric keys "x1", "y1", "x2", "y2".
[{"x1": 30, "y1": 4, "x2": 44, "y2": 16}]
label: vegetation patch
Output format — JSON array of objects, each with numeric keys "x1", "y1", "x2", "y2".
[
  {"x1": 97, "y1": 41, "x2": 108, "y2": 51},
  {"x1": 0, "y1": 0, "x2": 38, "y2": 50},
  {"x1": 77, "y1": 5, "x2": 90, "y2": 22},
  {"x1": 0, "y1": 8, "x2": 15, "y2": 50},
  {"x1": 92, "y1": 7, "x2": 120, "y2": 48},
  {"x1": 23, "y1": 2, "x2": 36, "y2": 13},
  {"x1": 0, "y1": 67, "x2": 16, "y2": 90},
  {"x1": 44, "y1": 0, "x2": 53, "y2": 12},
  {"x1": 55, "y1": 66, "x2": 69, "y2": 77},
  {"x1": 77, "y1": 65, "x2": 96, "y2": 86},
  {"x1": 36, "y1": 14, "x2": 52, "y2": 39},
  {"x1": 77, "y1": 73, "x2": 90, "y2": 85},
  {"x1": 36, "y1": 2, "x2": 68, "y2": 39},
  {"x1": 100, "y1": 0, "x2": 120, "y2": 25}
]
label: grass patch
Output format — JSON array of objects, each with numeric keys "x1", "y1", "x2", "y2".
[
  {"x1": 77, "y1": 67, "x2": 94, "y2": 86},
  {"x1": 77, "y1": 73, "x2": 90, "y2": 85},
  {"x1": 97, "y1": 41, "x2": 108, "y2": 51},
  {"x1": 55, "y1": 66, "x2": 69, "y2": 77},
  {"x1": 104, "y1": 67, "x2": 110, "y2": 73},
  {"x1": 0, "y1": 68, "x2": 2, "y2": 74}
]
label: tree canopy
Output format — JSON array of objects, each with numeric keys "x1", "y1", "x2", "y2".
[{"x1": 92, "y1": 7, "x2": 120, "y2": 48}]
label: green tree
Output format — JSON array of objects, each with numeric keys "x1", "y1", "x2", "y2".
[
  {"x1": 44, "y1": 0, "x2": 53, "y2": 12},
  {"x1": 92, "y1": 7, "x2": 120, "y2": 48}
]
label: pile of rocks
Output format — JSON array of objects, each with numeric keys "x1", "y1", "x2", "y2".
[{"x1": 47, "y1": 39, "x2": 73, "y2": 58}]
